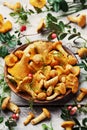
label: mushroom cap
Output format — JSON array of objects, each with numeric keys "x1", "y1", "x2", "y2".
[
  {"x1": 78, "y1": 14, "x2": 86, "y2": 27},
  {"x1": 1, "y1": 96, "x2": 10, "y2": 110},
  {"x1": 80, "y1": 88, "x2": 87, "y2": 93},
  {"x1": 77, "y1": 47, "x2": 87, "y2": 58},
  {"x1": 61, "y1": 121, "x2": 75, "y2": 128},
  {"x1": 42, "y1": 108, "x2": 51, "y2": 118}
]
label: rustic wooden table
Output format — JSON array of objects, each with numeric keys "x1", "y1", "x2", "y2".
[{"x1": 0, "y1": 0, "x2": 87, "y2": 130}]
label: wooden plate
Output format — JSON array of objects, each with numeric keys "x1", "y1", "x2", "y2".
[{"x1": 4, "y1": 41, "x2": 78, "y2": 104}]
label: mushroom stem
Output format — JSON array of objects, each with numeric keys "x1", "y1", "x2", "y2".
[
  {"x1": 76, "y1": 88, "x2": 87, "y2": 102},
  {"x1": 46, "y1": 92, "x2": 59, "y2": 101},
  {"x1": 1, "y1": 96, "x2": 20, "y2": 113},
  {"x1": 7, "y1": 102, "x2": 20, "y2": 113},
  {"x1": 24, "y1": 112, "x2": 35, "y2": 125},
  {"x1": 31, "y1": 108, "x2": 51, "y2": 125},
  {"x1": 3, "y1": 2, "x2": 14, "y2": 10}
]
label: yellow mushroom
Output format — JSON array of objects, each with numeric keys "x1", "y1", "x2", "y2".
[
  {"x1": 46, "y1": 86, "x2": 53, "y2": 96},
  {"x1": 0, "y1": 20, "x2": 12, "y2": 33},
  {"x1": 77, "y1": 47, "x2": 87, "y2": 58},
  {"x1": 14, "y1": 50, "x2": 24, "y2": 59},
  {"x1": 44, "y1": 76, "x2": 59, "y2": 89},
  {"x1": 46, "y1": 83, "x2": 66, "y2": 100},
  {"x1": 53, "y1": 41, "x2": 68, "y2": 57},
  {"x1": 4, "y1": 53, "x2": 18, "y2": 67},
  {"x1": 0, "y1": 14, "x2": 4, "y2": 26},
  {"x1": 3, "y1": 2, "x2": 21, "y2": 12},
  {"x1": 65, "y1": 64, "x2": 80, "y2": 76},
  {"x1": 67, "y1": 55, "x2": 77, "y2": 65},
  {"x1": 1, "y1": 96, "x2": 20, "y2": 113},
  {"x1": 31, "y1": 108, "x2": 51, "y2": 125},
  {"x1": 37, "y1": 92, "x2": 47, "y2": 100},
  {"x1": 76, "y1": 88, "x2": 87, "y2": 102},
  {"x1": 16, "y1": 77, "x2": 37, "y2": 99},
  {"x1": 61, "y1": 121, "x2": 75, "y2": 130},
  {"x1": 65, "y1": 73, "x2": 79, "y2": 93},
  {"x1": 37, "y1": 18, "x2": 45, "y2": 33},
  {"x1": 67, "y1": 14, "x2": 86, "y2": 27},
  {"x1": 8, "y1": 53, "x2": 31, "y2": 80},
  {"x1": 23, "y1": 112, "x2": 35, "y2": 126},
  {"x1": 29, "y1": 0, "x2": 46, "y2": 8}
]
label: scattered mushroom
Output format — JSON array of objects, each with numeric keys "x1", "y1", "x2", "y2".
[
  {"x1": 61, "y1": 120, "x2": 75, "y2": 130},
  {"x1": 67, "y1": 14, "x2": 86, "y2": 27},
  {"x1": 0, "y1": 14, "x2": 4, "y2": 25},
  {"x1": 0, "y1": 20, "x2": 12, "y2": 33},
  {"x1": 37, "y1": 18, "x2": 45, "y2": 33},
  {"x1": 3, "y1": 2, "x2": 21, "y2": 12},
  {"x1": 23, "y1": 112, "x2": 35, "y2": 126},
  {"x1": 1, "y1": 96, "x2": 20, "y2": 113},
  {"x1": 31, "y1": 108, "x2": 51, "y2": 125},
  {"x1": 76, "y1": 88, "x2": 87, "y2": 102},
  {"x1": 77, "y1": 47, "x2": 87, "y2": 58}
]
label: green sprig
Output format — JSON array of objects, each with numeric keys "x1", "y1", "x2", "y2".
[{"x1": 10, "y1": 7, "x2": 34, "y2": 25}]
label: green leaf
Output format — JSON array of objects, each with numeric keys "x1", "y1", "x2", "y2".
[
  {"x1": 81, "y1": 127, "x2": 87, "y2": 130},
  {"x1": 7, "y1": 40, "x2": 17, "y2": 48},
  {"x1": 10, "y1": 12, "x2": 17, "y2": 17},
  {"x1": 59, "y1": 33, "x2": 67, "y2": 40},
  {"x1": 72, "y1": 127, "x2": 79, "y2": 130},
  {"x1": 42, "y1": 122, "x2": 53, "y2": 130},
  {"x1": 20, "y1": 14, "x2": 28, "y2": 21},
  {"x1": 42, "y1": 124, "x2": 49, "y2": 130},
  {"x1": 60, "y1": 0, "x2": 68, "y2": 12},
  {"x1": 73, "y1": 28, "x2": 77, "y2": 33},
  {"x1": 34, "y1": 7, "x2": 42, "y2": 13},
  {"x1": 5, "y1": 118, "x2": 17, "y2": 128},
  {"x1": 59, "y1": 21, "x2": 65, "y2": 31},
  {"x1": 0, "y1": 33, "x2": 6, "y2": 43},
  {"x1": 0, "y1": 46, "x2": 9, "y2": 58},
  {"x1": 47, "y1": 0, "x2": 55, "y2": 4},
  {"x1": 47, "y1": 13, "x2": 57, "y2": 23},
  {"x1": 53, "y1": 2, "x2": 60, "y2": 12},
  {"x1": 82, "y1": 118, "x2": 87, "y2": 127},
  {"x1": 68, "y1": 34, "x2": 78, "y2": 40},
  {"x1": 0, "y1": 117, "x2": 4, "y2": 123},
  {"x1": 73, "y1": 118, "x2": 81, "y2": 126},
  {"x1": 80, "y1": 0, "x2": 86, "y2": 5}
]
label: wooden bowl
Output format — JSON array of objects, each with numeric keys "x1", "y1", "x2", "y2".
[{"x1": 4, "y1": 41, "x2": 78, "y2": 104}]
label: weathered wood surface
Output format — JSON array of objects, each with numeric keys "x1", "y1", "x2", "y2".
[{"x1": 0, "y1": 0, "x2": 87, "y2": 130}]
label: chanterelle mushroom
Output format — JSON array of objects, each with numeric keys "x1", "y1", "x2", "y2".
[
  {"x1": 53, "y1": 41, "x2": 68, "y2": 57},
  {"x1": 8, "y1": 53, "x2": 31, "y2": 80},
  {"x1": 61, "y1": 121, "x2": 75, "y2": 130},
  {"x1": 31, "y1": 108, "x2": 51, "y2": 125},
  {"x1": 1, "y1": 96, "x2": 20, "y2": 113},
  {"x1": 77, "y1": 47, "x2": 87, "y2": 58},
  {"x1": 67, "y1": 14, "x2": 86, "y2": 27},
  {"x1": 23, "y1": 112, "x2": 35, "y2": 126},
  {"x1": 16, "y1": 77, "x2": 37, "y2": 99},
  {"x1": 3, "y1": 2, "x2": 21, "y2": 12},
  {"x1": 77, "y1": 87, "x2": 87, "y2": 102}
]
